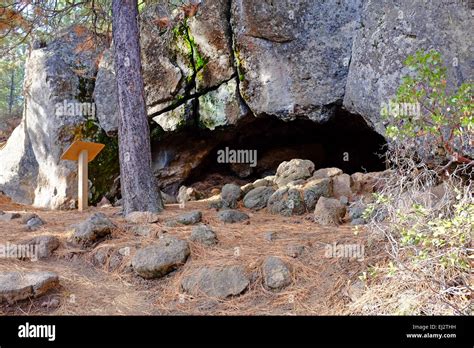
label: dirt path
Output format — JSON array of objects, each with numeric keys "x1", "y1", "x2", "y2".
[{"x1": 0, "y1": 195, "x2": 383, "y2": 315}]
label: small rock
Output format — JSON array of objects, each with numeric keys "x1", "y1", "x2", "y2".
[
  {"x1": 349, "y1": 200, "x2": 366, "y2": 220},
  {"x1": 41, "y1": 298, "x2": 60, "y2": 309},
  {"x1": 221, "y1": 184, "x2": 242, "y2": 209},
  {"x1": 332, "y1": 173, "x2": 352, "y2": 198},
  {"x1": 262, "y1": 256, "x2": 292, "y2": 290},
  {"x1": 286, "y1": 244, "x2": 305, "y2": 258},
  {"x1": 274, "y1": 159, "x2": 315, "y2": 188},
  {"x1": 20, "y1": 235, "x2": 60, "y2": 259},
  {"x1": 181, "y1": 265, "x2": 249, "y2": 299},
  {"x1": 128, "y1": 224, "x2": 156, "y2": 237},
  {"x1": 20, "y1": 213, "x2": 38, "y2": 224},
  {"x1": 207, "y1": 196, "x2": 223, "y2": 210},
  {"x1": 125, "y1": 211, "x2": 160, "y2": 224},
  {"x1": 0, "y1": 212, "x2": 21, "y2": 221},
  {"x1": 351, "y1": 218, "x2": 366, "y2": 226},
  {"x1": 267, "y1": 187, "x2": 306, "y2": 216},
  {"x1": 302, "y1": 178, "x2": 331, "y2": 211},
  {"x1": 190, "y1": 224, "x2": 218, "y2": 246},
  {"x1": 132, "y1": 236, "x2": 190, "y2": 279},
  {"x1": 243, "y1": 186, "x2": 275, "y2": 210},
  {"x1": 26, "y1": 217, "x2": 45, "y2": 231},
  {"x1": 312, "y1": 167, "x2": 343, "y2": 180},
  {"x1": 264, "y1": 231, "x2": 277, "y2": 242},
  {"x1": 217, "y1": 209, "x2": 249, "y2": 223},
  {"x1": 175, "y1": 210, "x2": 202, "y2": 225},
  {"x1": 314, "y1": 197, "x2": 346, "y2": 225},
  {"x1": 97, "y1": 196, "x2": 111, "y2": 208},
  {"x1": 0, "y1": 271, "x2": 59, "y2": 304},
  {"x1": 70, "y1": 213, "x2": 115, "y2": 248},
  {"x1": 347, "y1": 280, "x2": 365, "y2": 302}
]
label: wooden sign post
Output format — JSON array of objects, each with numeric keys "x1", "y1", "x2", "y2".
[{"x1": 61, "y1": 140, "x2": 105, "y2": 211}]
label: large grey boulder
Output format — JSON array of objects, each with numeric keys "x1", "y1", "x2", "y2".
[
  {"x1": 243, "y1": 186, "x2": 275, "y2": 210},
  {"x1": 0, "y1": 27, "x2": 106, "y2": 209},
  {"x1": 267, "y1": 187, "x2": 306, "y2": 216},
  {"x1": 262, "y1": 256, "x2": 292, "y2": 290},
  {"x1": 93, "y1": 48, "x2": 119, "y2": 135},
  {"x1": 344, "y1": 0, "x2": 473, "y2": 134},
  {"x1": 132, "y1": 236, "x2": 190, "y2": 279},
  {"x1": 181, "y1": 265, "x2": 249, "y2": 298},
  {"x1": 274, "y1": 159, "x2": 315, "y2": 188},
  {"x1": 70, "y1": 212, "x2": 115, "y2": 248},
  {"x1": 0, "y1": 271, "x2": 59, "y2": 304},
  {"x1": 231, "y1": 0, "x2": 363, "y2": 121}
]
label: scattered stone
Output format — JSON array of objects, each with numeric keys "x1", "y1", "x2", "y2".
[
  {"x1": 264, "y1": 231, "x2": 277, "y2": 242},
  {"x1": 26, "y1": 217, "x2": 45, "y2": 231},
  {"x1": 243, "y1": 186, "x2": 275, "y2": 210},
  {"x1": 274, "y1": 159, "x2": 315, "y2": 188},
  {"x1": 332, "y1": 174, "x2": 352, "y2": 198},
  {"x1": 267, "y1": 187, "x2": 306, "y2": 216},
  {"x1": 125, "y1": 211, "x2": 160, "y2": 224},
  {"x1": 0, "y1": 271, "x2": 59, "y2": 304},
  {"x1": 132, "y1": 237, "x2": 190, "y2": 279},
  {"x1": 347, "y1": 280, "x2": 365, "y2": 302},
  {"x1": 221, "y1": 183, "x2": 242, "y2": 209},
  {"x1": 210, "y1": 188, "x2": 220, "y2": 196},
  {"x1": 128, "y1": 224, "x2": 157, "y2": 237},
  {"x1": 302, "y1": 178, "x2": 331, "y2": 211},
  {"x1": 181, "y1": 265, "x2": 249, "y2": 299},
  {"x1": 217, "y1": 209, "x2": 249, "y2": 223},
  {"x1": 286, "y1": 244, "x2": 305, "y2": 258},
  {"x1": 351, "y1": 170, "x2": 392, "y2": 194},
  {"x1": 20, "y1": 213, "x2": 38, "y2": 224},
  {"x1": 314, "y1": 197, "x2": 346, "y2": 225},
  {"x1": 351, "y1": 218, "x2": 366, "y2": 226},
  {"x1": 70, "y1": 213, "x2": 115, "y2": 248},
  {"x1": 312, "y1": 167, "x2": 343, "y2": 180},
  {"x1": 175, "y1": 210, "x2": 202, "y2": 225},
  {"x1": 97, "y1": 196, "x2": 111, "y2": 208},
  {"x1": 190, "y1": 224, "x2": 218, "y2": 246},
  {"x1": 20, "y1": 235, "x2": 60, "y2": 259},
  {"x1": 0, "y1": 212, "x2": 21, "y2": 221},
  {"x1": 262, "y1": 256, "x2": 292, "y2": 290}
]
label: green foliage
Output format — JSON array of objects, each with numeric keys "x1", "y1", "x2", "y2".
[{"x1": 382, "y1": 50, "x2": 473, "y2": 164}]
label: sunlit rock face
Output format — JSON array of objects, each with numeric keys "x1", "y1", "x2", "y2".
[
  {"x1": 0, "y1": 27, "x2": 105, "y2": 209},
  {"x1": 344, "y1": 0, "x2": 474, "y2": 134}
]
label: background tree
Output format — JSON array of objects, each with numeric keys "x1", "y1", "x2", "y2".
[{"x1": 112, "y1": 0, "x2": 163, "y2": 215}]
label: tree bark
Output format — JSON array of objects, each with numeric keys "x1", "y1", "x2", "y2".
[
  {"x1": 8, "y1": 69, "x2": 14, "y2": 116},
  {"x1": 112, "y1": 0, "x2": 163, "y2": 215}
]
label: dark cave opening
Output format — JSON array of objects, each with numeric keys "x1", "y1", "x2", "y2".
[{"x1": 175, "y1": 107, "x2": 387, "y2": 194}]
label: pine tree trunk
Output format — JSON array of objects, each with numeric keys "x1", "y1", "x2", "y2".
[
  {"x1": 8, "y1": 69, "x2": 14, "y2": 116},
  {"x1": 112, "y1": 0, "x2": 163, "y2": 215}
]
